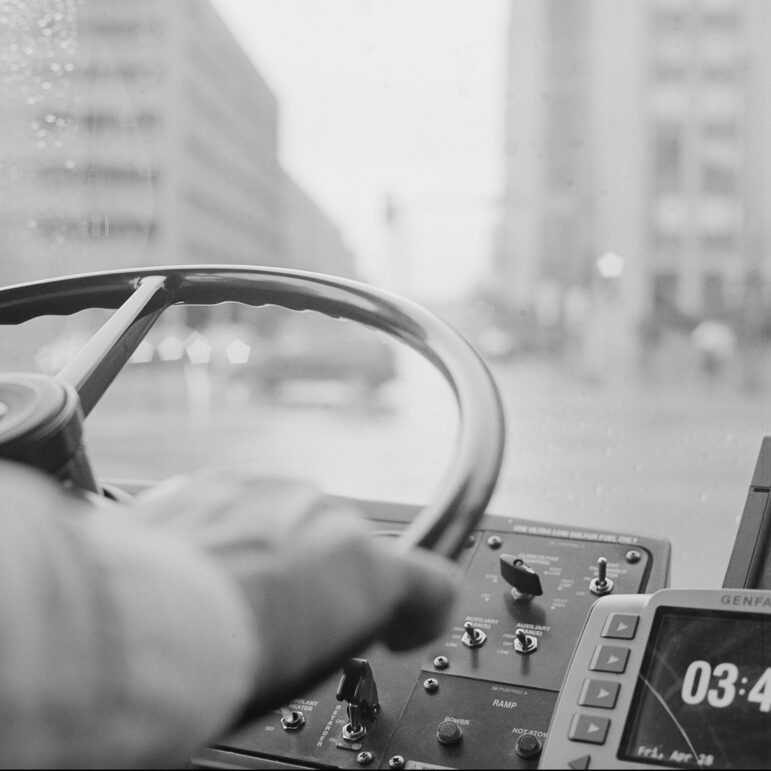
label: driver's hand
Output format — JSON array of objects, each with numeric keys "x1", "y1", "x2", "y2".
[{"x1": 134, "y1": 469, "x2": 458, "y2": 710}]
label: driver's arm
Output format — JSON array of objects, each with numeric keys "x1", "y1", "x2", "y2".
[{"x1": 0, "y1": 462, "x2": 456, "y2": 769}]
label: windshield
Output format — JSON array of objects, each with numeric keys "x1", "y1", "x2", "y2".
[{"x1": 0, "y1": 0, "x2": 768, "y2": 589}]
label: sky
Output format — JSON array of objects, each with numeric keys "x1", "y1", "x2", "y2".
[{"x1": 210, "y1": 0, "x2": 508, "y2": 300}]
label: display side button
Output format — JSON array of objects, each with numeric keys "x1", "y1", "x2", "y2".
[
  {"x1": 589, "y1": 644, "x2": 630, "y2": 674},
  {"x1": 568, "y1": 755, "x2": 592, "y2": 769},
  {"x1": 568, "y1": 714, "x2": 610, "y2": 745},
  {"x1": 578, "y1": 679, "x2": 620, "y2": 709},
  {"x1": 602, "y1": 613, "x2": 639, "y2": 640}
]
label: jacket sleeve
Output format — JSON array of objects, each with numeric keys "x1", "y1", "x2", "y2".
[{"x1": 0, "y1": 463, "x2": 259, "y2": 769}]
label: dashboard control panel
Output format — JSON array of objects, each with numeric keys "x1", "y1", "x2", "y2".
[
  {"x1": 539, "y1": 588, "x2": 771, "y2": 770},
  {"x1": 195, "y1": 500, "x2": 671, "y2": 770}
]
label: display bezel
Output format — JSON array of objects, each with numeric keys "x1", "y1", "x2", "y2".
[{"x1": 618, "y1": 605, "x2": 771, "y2": 770}]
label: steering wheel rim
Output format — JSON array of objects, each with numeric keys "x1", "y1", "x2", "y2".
[{"x1": 0, "y1": 265, "x2": 505, "y2": 559}]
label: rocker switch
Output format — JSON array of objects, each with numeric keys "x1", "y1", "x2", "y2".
[{"x1": 500, "y1": 554, "x2": 543, "y2": 603}]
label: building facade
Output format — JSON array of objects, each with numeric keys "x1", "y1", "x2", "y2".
[
  {"x1": 281, "y1": 172, "x2": 356, "y2": 279},
  {"x1": 496, "y1": 0, "x2": 770, "y2": 353},
  {"x1": 0, "y1": 0, "x2": 353, "y2": 290}
]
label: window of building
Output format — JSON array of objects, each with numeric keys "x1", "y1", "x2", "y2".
[
  {"x1": 83, "y1": 19, "x2": 162, "y2": 39},
  {"x1": 652, "y1": 270, "x2": 680, "y2": 310},
  {"x1": 653, "y1": 123, "x2": 683, "y2": 192},
  {"x1": 37, "y1": 216, "x2": 156, "y2": 240},
  {"x1": 703, "y1": 119, "x2": 738, "y2": 139},
  {"x1": 653, "y1": 8, "x2": 688, "y2": 35},
  {"x1": 702, "y1": 64, "x2": 739, "y2": 82},
  {"x1": 701, "y1": 10, "x2": 741, "y2": 31},
  {"x1": 68, "y1": 62, "x2": 164, "y2": 84},
  {"x1": 39, "y1": 164, "x2": 158, "y2": 185},
  {"x1": 702, "y1": 162, "x2": 737, "y2": 194},
  {"x1": 699, "y1": 232, "x2": 737, "y2": 253},
  {"x1": 34, "y1": 107, "x2": 161, "y2": 134},
  {"x1": 653, "y1": 231, "x2": 683, "y2": 255},
  {"x1": 703, "y1": 272, "x2": 727, "y2": 316},
  {"x1": 654, "y1": 62, "x2": 686, "y2": 80}
]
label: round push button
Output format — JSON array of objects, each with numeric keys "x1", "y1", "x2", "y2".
[
  {"x1": 515, "y1": 732, "x2": 542, "y2": 759},
  {"x1": 436, "y1": 720, "x2": 463, "y2": 746}
]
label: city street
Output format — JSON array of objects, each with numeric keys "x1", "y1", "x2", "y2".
[{"x1": 86, "y1": 351, "x2": 768, "y2": 590}]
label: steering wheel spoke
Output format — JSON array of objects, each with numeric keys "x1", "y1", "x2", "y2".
[{"x1": 57, "y1": 275, "x2": 169, "y2": 417}]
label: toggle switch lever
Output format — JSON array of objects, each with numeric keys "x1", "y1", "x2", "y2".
[
  {"x1": 590, "y1": 557, "x2": 614, "y2": 596},
  {"x1": 514, "y1": 627, "x2": 538, "y2": 654},
  {"x1": 462, "y1": 620, "x2": 487, "y2": 648},
  {"x1": 336, "y1": 658, "x2": 380, "y2": 741},
  {"x1": 500, "y1": 554, "x2": 543, "y2": 603},
  {"x1": 280, "y1": 706, "x2": 305, "y2": 731}
]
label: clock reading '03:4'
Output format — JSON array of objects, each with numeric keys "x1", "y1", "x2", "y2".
[{"x1": 681, "y1": 661, "x2": 771, "y2": 712}]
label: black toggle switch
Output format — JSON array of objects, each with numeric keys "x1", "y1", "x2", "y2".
[
  {"x1": 500, "y1": 554, "x2": 543, "y2": 603},
  {"x1": 336, "y1": 658, "x2": 380, "y2": 741}
]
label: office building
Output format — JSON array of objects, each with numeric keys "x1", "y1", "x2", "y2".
[
  {"x1": 281, "y1": 173, "x2": 355, "y2": 279},
  {"x1": 497, "y1": 0, "x2": 770, "y2": 348},
  {"x1": 0, "y1": 0, "x2": 354, "y2": 293}
]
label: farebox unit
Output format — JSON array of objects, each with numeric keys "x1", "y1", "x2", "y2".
[{"x1": 540, "y1": 588, "x2": 771, "y2": 770}]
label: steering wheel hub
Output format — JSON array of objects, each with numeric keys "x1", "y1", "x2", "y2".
[{"x1": 0, "y1": 374, "x2": 92, "y2": 487}]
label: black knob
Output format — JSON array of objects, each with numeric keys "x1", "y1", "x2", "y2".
[{"x1": 500, "y1": 555, "x2": 543, "y2": 599}]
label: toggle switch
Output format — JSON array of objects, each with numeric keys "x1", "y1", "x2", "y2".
[
  {"x1": 500, "y1": 554, "x2": 543, "y2": 603},
  {"x1": 336, "y1": 658, "x2": 380, "y2": 741},
  {"x1": 514, "y1": 628, "x2": 538, "y2": 654},
  {"x1": 462, "y1": 621, "x2": 487, "y2": 648},
  {"x1": 280, "y1": 707, "x2": 305, "y2": 731},
  {"x1": 590, "y1": 557, "x2": 614, "y2": 596}
]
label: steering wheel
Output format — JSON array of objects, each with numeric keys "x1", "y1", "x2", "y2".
[{"x1": 0, "y1": 265, "x2": 505, "y2": 560}]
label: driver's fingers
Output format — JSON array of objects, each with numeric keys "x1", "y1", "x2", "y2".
[
  {"x1": 133, "y1": 471, "x2": 331, "y2": 552},
  {"x1": 135, "y1": 468, "x2": 458, "y2": 689},
  {"x1": 381, "y1": 548, "x2": 459, "y2": 651},
  {"x1": 231, "y1": 507, "x2": 458, "y2": 696}
]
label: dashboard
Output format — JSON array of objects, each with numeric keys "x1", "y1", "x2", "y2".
[
  {"x1": 194, "y1": 436, "x2": 771, "y2": 771},
  {"x1": 195, "y1": 499, "x2": 671, "y2": 770}
]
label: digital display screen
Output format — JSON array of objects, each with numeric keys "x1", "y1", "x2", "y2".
[{"x1": 619, "y1": 607, "x2": 771, "y2": 769}]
